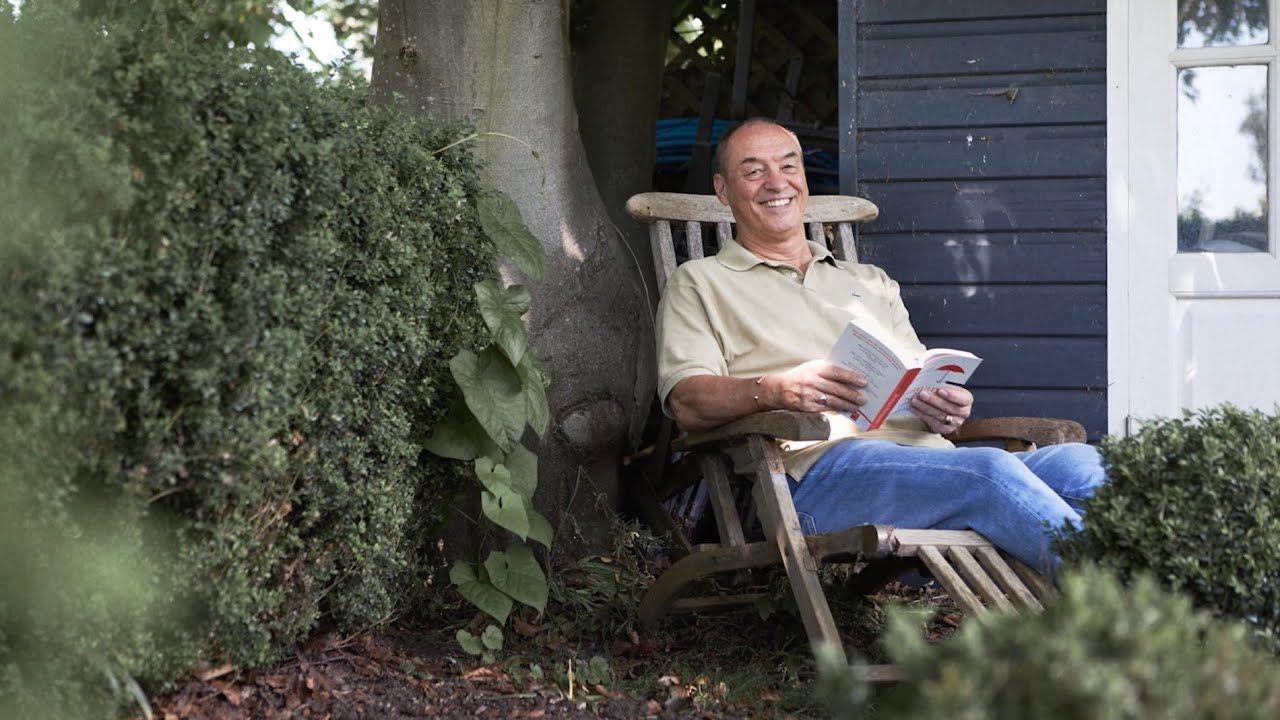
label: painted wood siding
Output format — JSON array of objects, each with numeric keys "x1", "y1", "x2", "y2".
[{"x1": 850, "y1": 0, "x2": 1107, "y2": 439}]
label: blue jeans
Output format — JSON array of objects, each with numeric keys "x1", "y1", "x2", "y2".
[{"x1": 790, "y1": 440, "x2": 1106, "y2": 577}]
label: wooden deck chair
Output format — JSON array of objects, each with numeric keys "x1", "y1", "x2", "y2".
[{"x1": 625, "y1": 191, "x2": 1086, "y2": 671}]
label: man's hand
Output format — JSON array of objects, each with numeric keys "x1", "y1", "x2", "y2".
[
  {"x1": 910, "y1": 385, "x2": 973, "y2": 435},
  {"x1": 761, "y1": 360, "x2": 868, "y2": 415}
]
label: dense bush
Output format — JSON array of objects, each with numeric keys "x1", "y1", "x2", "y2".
[
  {"x1": 816, "y1": 565, "x2": 1280, "y2": 719},
  {"x1": 1, "y1": 0, "x2": 494, "y2": 703},
  {"x1": 1057, "y1": 405, "x2": 1280, "y2": 641}
]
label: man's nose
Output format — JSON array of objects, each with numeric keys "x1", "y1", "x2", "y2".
[{"x1": 763, "y1": 168, "x2": 788, "y2": 189}]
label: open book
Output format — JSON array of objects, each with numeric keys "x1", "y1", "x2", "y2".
[{"x1": 826, "y1": 320, "x2": 982, "y2": 431}]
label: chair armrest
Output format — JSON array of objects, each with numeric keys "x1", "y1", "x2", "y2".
[
  {"x1": 673, "y1": 411, "x2": 831, "y2": 452},
  {"x1": 945, "y1": 417, "x2": 1086, "y2": 449}
]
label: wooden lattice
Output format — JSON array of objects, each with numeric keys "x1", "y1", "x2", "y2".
[{"x1": 662, "y1": 0, "x2": 838, "y2": 127}]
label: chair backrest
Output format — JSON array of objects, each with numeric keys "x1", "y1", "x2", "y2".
[{"x1": 625, "y1": 192, "x2": 879, "y2": 293}]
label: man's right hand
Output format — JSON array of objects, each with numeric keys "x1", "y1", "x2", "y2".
[
  {"x1": 760, "y1": 360, "x2": 868, "y2": 415},
  {"x1": 666, "y1": 361, "x2": 869, "y2": 431}
]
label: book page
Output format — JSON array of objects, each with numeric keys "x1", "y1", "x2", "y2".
[
  {"x1": 885, "y1": 350, "x2": 983, "y2": 419},
  {"x1": 826, "y1": 321, "x2": 909, "y2": 431}
]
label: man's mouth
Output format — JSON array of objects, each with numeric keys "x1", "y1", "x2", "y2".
[{"x1": 761, "y1": 198, "x2": 793, "y2": 208}]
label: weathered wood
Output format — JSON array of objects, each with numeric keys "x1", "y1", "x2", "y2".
[
  {"x1": 715, "y1": 222, "x2": 732, "y2": 247},
  {"x1": 1008, "y1": 557, "x2": 1055, "y2": 602},
  {"x1": 946, "y1": 417, "x2": 1086, "y2": 448},
  {"x1": 946, "y1": 546, "x2": 1013, "y2": 612},
  {"x1": 901, "y1": 285, "x2": 1106, "y2": 336},
  {"x1": 637, "y1": 540, "x2": 780, "y2": 628},
  {"x1": 917, "y1": 545, "x2": 987, "y2": 619},
  {"x1": 730, "y1": 0, "x2": 756, "y2": 119},
  {"x1": 749, "y1": 435, "x2": 845, "y2": 662},
  {"x1": 889, "y1": 529, "x2": 992, "y2": 556},
  {"x1": 650, "y1": 221, "x2": 677, "y2": 293},
  {"x1": 975, "y1": 547, "x2": 1044, "y2": 612},
  {"x1": 835, "y1": 223, "x2": 856, "y2": 262},
  {"x1": 671, "y1": 592, "x2": 770, "y2": 614},
  {"x1": 776, "y1": 54, "x2": 804, "y2": 122},
  {"x1": 626, "y1": 192, "x2": 879, "y2": 225},
  {"x1": 675, "y1": 410, "x2": 830, "y2": 451},
  {"x1": 699, "y1": 453, "x2": 746, "y2": 547},
  {"x1": 807, "y1": 524, "x2": 886, "y2": 561},
  {"x1": 684, "y1": 220, "x2": 705, "y2": 260},
  {"x1": 860, "y1": 18, "x2": 1105, "y2": 78},
  {"x1": 859, "y1": 0, "x2": 1104, "y2": 24},
  {"x1": 858, "y1": 126, "x2": 1107, "y2": 182},
  {"x1": 860, "y1": 232, "x2": 1106, "y2": 284},
  {"x1": 862, "y1": 178, "x2": 1106, "y2": 233},
  {"x1": 859, "y1": 73, "x2": 1106, "y2": 130},
  {"x1": 807, "y1": 221, "x2": 825, "y2": 246},
  {"x1": 860, "y1": 664, "x2": 905, "y2": 684}
]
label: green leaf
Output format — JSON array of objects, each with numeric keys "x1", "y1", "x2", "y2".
[
  {"x1": 475, "y1": 457, "x2": 514, "y2": 494},
  {"x1": 456, "y1": 629, "x2": 483, "y2": 656},
  {"x1": 478, "y1": 192, "x2": 548, "y2": 282},
  {"x1": 481, "y1": 624, "x2": 504, "y2": 651},
  {"x1": 484, "y1": 544, "x2": 548, "y2": 614},
  {"x1": 516, "y1": 354, "x2": 549, "y2": 438},
  {"x1": 475, "y1": 280, "x2": 531, "y2": 367},
  {"x1": 502, "y1": 445, "x2": 538, "y2": 499},
  {"x1": 526, "y1": 507, "x2": 554, "y2": 548},
  {"x1": 481, "y1": 488, "x2": 530, "y2": 539},
  {"x1": 449, "y1": 560, "x2": 513, "y2": 624},
  {"x1": 450, "y1": 348, "x2": 527, "y2": 451},
  {"x1": 424, "y1": 397, "x2": 500, "y2": 460}
]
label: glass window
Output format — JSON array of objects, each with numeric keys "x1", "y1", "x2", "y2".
[
  {"x1": 1178, "y1": 65, "x2": 1269, "y2": 253},
  {"x1": 1179, "y1": 0, "x2": 1269, "y2": 47}
]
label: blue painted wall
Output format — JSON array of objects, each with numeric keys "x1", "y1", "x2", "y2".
[{"x1": 846, "y1": 0, "x2": 1107, "y2": 439}]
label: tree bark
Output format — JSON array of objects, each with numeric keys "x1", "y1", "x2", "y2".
[
  {"x1": 372, "y1": 0, "x2": 654, "y2": 552},
  {"x1": 571, "y1": 0, "x2": 672, "y2": 312}
]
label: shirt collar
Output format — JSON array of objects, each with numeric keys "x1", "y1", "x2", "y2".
[{"x1": 716, "y1": 237, "x2": 837, "y2": 272}]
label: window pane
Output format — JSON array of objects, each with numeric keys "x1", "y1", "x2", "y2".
[
  {"x1": 1179, "y1": 0, "x2": 1269, "y2": 47},
  {"x1": 1178, "y1": 65, "x2": 1269, "y2": 254}
]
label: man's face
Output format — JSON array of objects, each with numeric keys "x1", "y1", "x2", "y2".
[{"x1": 713, "y1": 122, "x2": 809, "y2": 246}]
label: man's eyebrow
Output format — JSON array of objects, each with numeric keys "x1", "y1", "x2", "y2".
[{"x1": 738, "y1": 150, "x2": 800, "y2": 166}]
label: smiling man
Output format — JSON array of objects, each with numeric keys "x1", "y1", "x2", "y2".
[{"x1": 655, "y1": 118, "x2": 1105, "y2": 576}]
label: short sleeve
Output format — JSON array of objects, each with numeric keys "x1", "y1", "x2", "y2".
[{"x1": 655, "y1": 272, "x2": 729, "y2": 412}]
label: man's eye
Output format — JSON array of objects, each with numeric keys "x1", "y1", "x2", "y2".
[{"x1": 745, "y1": 169, "x2": 763, "y2": 178}]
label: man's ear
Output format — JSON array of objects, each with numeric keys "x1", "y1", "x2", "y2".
[{"x1": 712, "y1": 174, "x2": 728, "y2": 205}]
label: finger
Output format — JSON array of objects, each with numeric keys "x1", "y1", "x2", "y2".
[
  {"x1": 817, "y1": 363, "x2": 868, "y2": 388},
  {"x1": 813, "y1": 378, "x2": 865, "y2": 408},
  {"x1": 914, "y1": 387, "x2": 967, "y2": 417}
]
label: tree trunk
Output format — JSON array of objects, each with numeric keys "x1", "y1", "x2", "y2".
[
  {"x1": 571, "y1": 0, "x2": 672, "y2": 312},
  {"x1": 372, "y1": 0, "x2": 654, "y2": 553}
]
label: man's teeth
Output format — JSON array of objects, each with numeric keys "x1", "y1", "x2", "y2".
[{"x1": 763, "y1": 198, "x2": 792, "y2": 207}]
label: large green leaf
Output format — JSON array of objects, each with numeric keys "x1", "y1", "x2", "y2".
[
  {"x1": 450, "y1": 348, "x2": 527, "y2": 451},
  {"x1": 474, "y1": 457, "x2": 513, "y2": 494},
  {"x1": 474, "y1": 279, "x2": 531, "y2": 367},
  {"x1": 517, "y1": 354, "x2": 550, "y2": 438},
  {"x1": 484, "y1": 544, "x2": 548, "y2": 614},
  {"x1": 481, "y1": 487, "x2": 529, "y2": 540},
  {"x1": 423, "y1": 397, "x2": 500, "y2": 460},
  {"x1": 501, "y1": 444, "x2": 537, "y2": 499},
  {"x1": 526, "y1": 507, "x2": 554, "y2": 549},
  {"x1": 449, "y1": 560, "x2": 513, "y2": 623},
  {"x1": 477, "y1": 192, "x2": 547, "y2": 283}
]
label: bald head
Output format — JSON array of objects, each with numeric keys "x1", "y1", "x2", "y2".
[{"x1": 714, "y1": 118, "x2": 802, "y2": 177}]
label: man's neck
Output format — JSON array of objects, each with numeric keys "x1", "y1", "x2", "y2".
[{"x1": 737, "y1": 233, "x2": 813, "y2": 273}]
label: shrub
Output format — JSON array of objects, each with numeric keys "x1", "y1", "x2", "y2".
[
  {"x1": 1, "y1": 0, "x2": 494, "y2": 700},
  {"x1": 816, "y1": 565, "x2": 1280, "y2": 719},
  {"x1": 1056, "y1": 405, "x2": 1280, "y2": 641}
]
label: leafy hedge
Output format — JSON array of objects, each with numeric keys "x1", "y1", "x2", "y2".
[
  {"x1": 816, "y1": 565, "x2": 1280, "y2": 719},
  {"x1": 1057, "y1": 405, "x2": 1280, "y2": 643},
  {"x1": 2, "y1": 0, "x2": 494, "y2": 706}
]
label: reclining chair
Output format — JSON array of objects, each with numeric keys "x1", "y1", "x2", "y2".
[{"x1": 626, "y1": 191, "x2": 1085, "y2": 672}]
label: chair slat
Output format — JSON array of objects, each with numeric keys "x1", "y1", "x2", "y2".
[
  {"x1": 807, "y1": 221, "x2": 824, "y2": 247},
  {"x1": 651, "y1": 221, "x2": 677, "y2": 293},
  {"x1": 716, "y1": 222, "x2": 732, "y2": 249},
  {"x1": 918, "y1": 545, "x2": 988, "y2": 619},
  {"x1": 699, "y1": 454, "x2": 745, "y2": 546},
  {"x1": 974, "y1": 547, "x2": 1044, "y2": 612},
  {"x1": 946, "y1": 546, "x2": 1014, "y2": 612},
  {"x1": 685, "y1": 221, "x2": 705, "y2": 260},
  {"x1": 836, "y1": 223, "x2": 856, "y2": 262}
]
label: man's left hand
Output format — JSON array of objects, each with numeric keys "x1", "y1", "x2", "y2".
[{"x1": 911, "y1": 386, "x2": 973, "y2": 435}]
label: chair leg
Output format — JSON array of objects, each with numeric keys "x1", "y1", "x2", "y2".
[
  {"x1": 747, "y1": 436, "x2": 846, "y2": 663},
  {"x1": 637, "y1": 541, "x2": 779, "y2": 628}
]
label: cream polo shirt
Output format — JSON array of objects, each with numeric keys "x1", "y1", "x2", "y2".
[{"x1": 656, "y1": 237, "x2": 952, "y2": 479}]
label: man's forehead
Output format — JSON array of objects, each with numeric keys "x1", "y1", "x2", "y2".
[{"x1": 727, "y1": 125, "x2": 801, "y2": 163}]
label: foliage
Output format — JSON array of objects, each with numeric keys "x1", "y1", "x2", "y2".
[
  {"x1": 816, "y1": 565, "x2": 1280, "y2": 719},
  {"x1": 1056, "y1": 405, "x2": 1280, "y2": 643},
  {"x1": 2, "y1": 0, "x2": 496, "y2": 699},
  {"x1": 424, "y1": 184, "x2": 553, "y2": 655}
]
